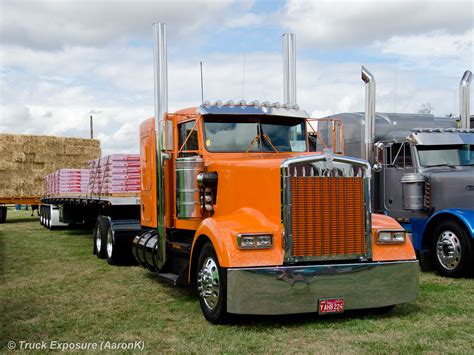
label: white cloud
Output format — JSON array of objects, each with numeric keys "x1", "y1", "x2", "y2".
[
  {"x1": 0, "y1": 0, "x2": 235, "y2": 49},
  {"x1": 373, "y1": 29, "x2": 473, "y2": 73},
  {"x1": 281, "y1": 0, "x2": 473, "y2": 48},
  {"x1": 224, "y1": 13, "x2": 263, "y2": 29}
]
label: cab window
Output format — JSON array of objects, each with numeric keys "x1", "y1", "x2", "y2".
[
  {"x1": 178, "y1": 120, "x2": 199, "y2": 157},
  {"x1": 385, "y1": 142, "x2": 412, "y2": 168}
]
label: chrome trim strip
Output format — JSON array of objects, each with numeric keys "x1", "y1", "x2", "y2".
[
  {"x1": 226, "y1": 260, "x2": 419, "y2": 315},
  {"x1": 281, "y1": 154, "x2": 372, "y2": 263}
]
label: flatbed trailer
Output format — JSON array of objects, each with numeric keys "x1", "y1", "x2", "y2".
[
  {"x1": 0, "y1": 196, "x2": 42, "y2": 223},
  {"x1": 39, "y1": 194, "x2": 142, "y2": 263}
]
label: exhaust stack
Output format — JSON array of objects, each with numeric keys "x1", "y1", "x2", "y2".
[
  {"x1": 459, "y1": 70, "x2": 472, "y2": 129},
  {"x1": 152, "y1": 22, "x2": 168, "y2": 268},
  {"x1": 361, "y1": 66, "x2": 376, "y2": 163},
  {"x1": 282, "y1": 33, "x2": 297, "y2": 106}
]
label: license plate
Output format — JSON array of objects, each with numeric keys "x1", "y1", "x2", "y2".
[{"x1": 318, "y1": 298, "x2": 344, "y2": 314}]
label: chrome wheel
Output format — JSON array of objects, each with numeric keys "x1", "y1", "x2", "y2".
[
  {"x1": 106, "y1": 229, "x2": 113, "y2": 258},
  {"x1": 436, "y1": 230, "x2": 462, "y2": 270},
  {"x1": 96, "y1": 229, "x2": 102, "y2": 253},
  {"x1": 197, "y1": 257, "x2": 220, "y2": 310}
]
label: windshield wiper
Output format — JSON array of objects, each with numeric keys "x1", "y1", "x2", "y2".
[
  {"x1": 245, "y1": 134, "x2": 260, "y2": 153},
  {"x1": 258, "y1": 125, "x2": 278, "y2": 152},
  {"x1": 245, "y1": 125, "x2": 279, "y2": 153}
]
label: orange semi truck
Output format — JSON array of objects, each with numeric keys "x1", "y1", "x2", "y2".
[{"x1": 43, "y1": 23, "x2": 419, "y2": 323}]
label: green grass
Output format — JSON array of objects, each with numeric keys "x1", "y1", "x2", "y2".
[{"x1": 1, "y1": 209, "x2": 473, "y2": 353}]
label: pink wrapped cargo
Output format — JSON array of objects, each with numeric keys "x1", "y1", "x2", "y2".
[
  {"x1": 88, "y1": 154, "x2": 140, "y2": 195},
  {"x1": 44, "y1": 168, "x2": 90, "y2": 196},
  {"x1": 44, "y1": 154, "x2": 140, "y2": 197}
]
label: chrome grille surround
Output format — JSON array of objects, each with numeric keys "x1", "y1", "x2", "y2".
[{"x1": 281, "y1": 153, "x2": 372, "y2": 263}]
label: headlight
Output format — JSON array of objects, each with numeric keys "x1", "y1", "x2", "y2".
[
  {"x1": 376, "y1": 230, "x2": 406, "y2": 244},
  {"x1": 237, "y1": 234, "x2": 273, "y2": 249}
]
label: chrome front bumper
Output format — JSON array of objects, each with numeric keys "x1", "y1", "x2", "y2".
[{"x1": 226, "y1": 260, "x2": 419, "y2": 315}]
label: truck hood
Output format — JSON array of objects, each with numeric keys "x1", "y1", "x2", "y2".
[
  {"x1": 423, "y1": 167, "x2": 474, "y2": 211},
  {"x1": 205, "y1": 153, "x2": 319, "y2": 222}
]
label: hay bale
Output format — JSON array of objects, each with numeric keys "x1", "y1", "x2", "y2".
[{"x1": 0, "y1": 134, "x2": 101, "y2": 198}]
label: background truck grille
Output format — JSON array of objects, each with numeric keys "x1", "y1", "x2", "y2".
[{"x1": 289, "y1": 175, "x2": 367, "y2": 259}]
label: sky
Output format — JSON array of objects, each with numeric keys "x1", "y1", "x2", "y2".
[{"x1": 0, "y1": 0, "x2": 472, "y2": 154}]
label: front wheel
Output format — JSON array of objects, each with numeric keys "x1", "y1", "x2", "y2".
[
  {"x1": 432, "y1": 220, "x2": 473, "y2": 277},
  {"x1": 197, "y1": 242, "x2": 228, "y2": 324}
]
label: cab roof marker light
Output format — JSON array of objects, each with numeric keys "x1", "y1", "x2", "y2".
[
  {"x1": 214, "y1": 100, "x2": 223, "y2": 107},
  {"x1": 292, "y1": 104, "x2": 300, "y2": 110},
  {"x1": 272, "y1": 102, "x2": 281, "y2": 108},
  {"x1": 202, "y1": 100, "x2": 211, "y2": 107},
  {"x1": 226, "y1": 100, "x2": 235, "y2": 107},
  {"x1": 261, "y1": 101, "x2": 271, "y2": 107},
  {"x1": 250, "y1": 100, "x2": 260, "y2": 107},
  {"x1": 238, "y1": 100, "x2": 247, "y2": 106}
]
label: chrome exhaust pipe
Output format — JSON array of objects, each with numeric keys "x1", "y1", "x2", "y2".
[
  {"x1": 361, "y1": 66, "x2": 376, "y2": 163},
  {"x1": 459, "y1": 70, "x2": 472, "y2": 129},
  {"x1": 282, "y1": 33, "x2": 297, "y2": 106},
  {"x1": 152, "y1": 22, "x2": 168, "y2": 269}
]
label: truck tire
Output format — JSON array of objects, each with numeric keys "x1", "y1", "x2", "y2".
[
  {"x1": 197, "y1": 242, "x2": 228, "y2": 324},
  {"x1": 46, "y1": 208, "x2": 51, "y2": 229},
  {"x1": 39, "y1": 207, "x2": 44, "y2": 226},
  {"x1": 106, "y1": 224, "x2": 124, "y2": 265},
  {"x1": 94, "y1": 217, "x2": 108, "y2": 259},
  {"x1": 432, "y1": 220, "x2": 473, "y2": 277},
  {"x1": 0, "y1": 206, "x2": 6, "y2": 224}
]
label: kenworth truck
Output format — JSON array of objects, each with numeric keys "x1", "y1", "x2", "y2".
[
  {"x1": 42, "y1": 24, "x2": 419, "y2": 323},
  {"x1": 318, "y1": 67, "x2": 473, "y2": 277}
]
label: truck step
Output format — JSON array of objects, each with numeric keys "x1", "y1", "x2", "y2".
[
  {"x1": 167, "y1": 241, "x2": 192, "y2": 254},
  {"x1": 156, "y1": 273, "x2": 179, "y2": 285}
]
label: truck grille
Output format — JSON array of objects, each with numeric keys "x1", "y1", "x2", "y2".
[
  {"x1": 282, "y1": 154, "x2": 371, "y2": 262},
  {"x1": 290, "y1": 176, "x2": 366, "y2": 258}
]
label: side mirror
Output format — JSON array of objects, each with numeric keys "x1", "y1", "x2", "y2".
[{"x1": 372, "y1": 163, "x2": 382, "y2": 173}]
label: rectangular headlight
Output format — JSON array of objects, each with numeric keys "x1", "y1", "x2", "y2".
[
  {"x1": 237, "y1": 234, "x2": 273, "y2": 249},
  {"x1": 376, "y1": 230, "x2": 406, "y2": 244}
]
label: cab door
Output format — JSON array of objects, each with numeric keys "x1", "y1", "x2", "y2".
[
  {"x1": 139, "y1": 118, "x2": 157, "y2": 227},
  {"x1": 382, "y1": 141, "x2": 414, "y2": 213}
]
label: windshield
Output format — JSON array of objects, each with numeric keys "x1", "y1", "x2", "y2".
[
  {"x1": 417, "y1": 144, "x2": 474, "y2": 167},
  {"x1": 203, "y1": 115, "x2": 307, "y2": 152}
]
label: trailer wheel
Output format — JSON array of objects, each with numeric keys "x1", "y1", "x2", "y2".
[
  {"x1": 39, "y1": 207, "x2": 44, "y2": 226},
  {"x1": 46, "y1": 208, "x2": 51, "y2": 229},
  {"x1": 197, "y1": 242, "x2": 228, "y2": 324},
  {"x1": 94, "y1": 217, "x2": 108, "y2": 259},
  {"x1": 432, "y1": 220, "x2": 473, "y2": 277}
]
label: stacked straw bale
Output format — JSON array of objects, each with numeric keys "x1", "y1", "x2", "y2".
[{"x1": 0, "y1": 134, "x2": 101, "y2": 197}]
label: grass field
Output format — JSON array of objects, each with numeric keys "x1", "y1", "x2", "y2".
[{"x1": 1, "y1": 209, "x2": 473, "y2": 353}]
